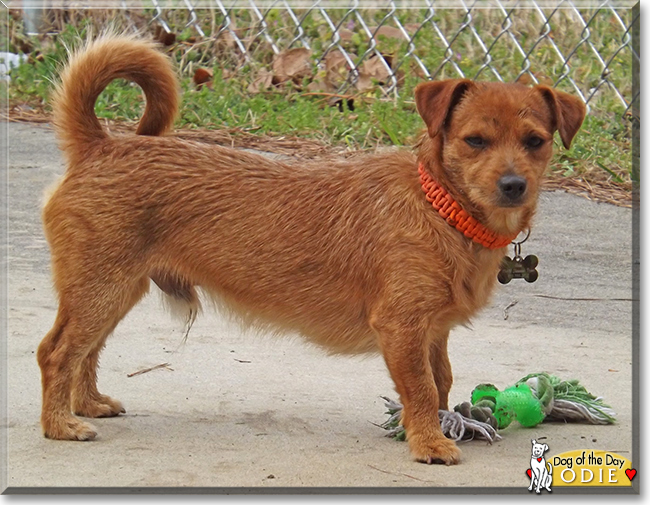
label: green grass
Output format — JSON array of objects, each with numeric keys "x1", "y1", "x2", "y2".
[{"x1": 4, "y1": 8, "x2": 635, "y2": 187}]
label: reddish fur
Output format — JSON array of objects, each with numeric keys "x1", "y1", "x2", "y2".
[{"x1": 38, "y1": 36, "x2": 585, "y2": 464}]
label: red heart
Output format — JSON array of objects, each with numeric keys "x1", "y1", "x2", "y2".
[
  {"x1": 625, "y1": 469, "x2": 637, "y2": 481},
  {"x1": 537, "y1": 457, "x2": 542, "y2": 462},
  {"x1": 527, "y1": 469, "x2": 532, "y2": 479}
]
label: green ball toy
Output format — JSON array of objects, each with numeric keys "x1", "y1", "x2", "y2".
[{"x1": 471, "y1": 383, "x2": 546, "y2": 429}]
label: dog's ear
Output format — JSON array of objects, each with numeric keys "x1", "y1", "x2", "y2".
[
  {"x1": 535, "y1": 85, "x2": 587, "y2": 149},
  {"x1": 544, "y1": 444, "x2": 549, "y2": 452},
  {"x1": 531, "y1": 439, "x2": 537, "y2": 445},
  {"x1": 415, "y1": 79, "x2": 474, "y2": 138}
]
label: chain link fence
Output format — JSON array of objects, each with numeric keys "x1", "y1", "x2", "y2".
[{"x1": 18, "y1": 1, "x2": 639, "y2": 117}]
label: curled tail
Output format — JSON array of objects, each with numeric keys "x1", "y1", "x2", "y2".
[{"x1": 51, "y1": 34, "x2": 179, "y2": 164}]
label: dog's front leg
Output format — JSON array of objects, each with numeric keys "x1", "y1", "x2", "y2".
[
  {"x1": 429, "y1": 332, "x2": 452, "y2": 411},
  {"x1": 371, "y1": 306, "x2": 460, "y2": 465}
]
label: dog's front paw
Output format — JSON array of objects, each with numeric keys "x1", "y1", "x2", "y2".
[
  {"x1": 73, "y1": 394, "x2": 125, "y2": 418},
  {"x1": 408, "y1": 433, "x2": 461, "y2": 465},
  {"x1": 43, "y1": 415, "x2": 98, "y2": 441}
]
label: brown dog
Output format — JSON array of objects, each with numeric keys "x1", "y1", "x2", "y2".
[{"x1": 38, "y1": 35, "x2": 585, "y2": 465}]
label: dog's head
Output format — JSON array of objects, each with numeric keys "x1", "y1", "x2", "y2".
[
  {"x1": 415, "y1": 79, "x2": 586, "y2": 236},
  {"x1": 531, "y1": 439, "x2": 549, "y2": 458}
]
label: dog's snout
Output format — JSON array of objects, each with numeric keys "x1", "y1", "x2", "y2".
[{"x1": 497, "y1": 174, "x2": 527, "y2": 203}]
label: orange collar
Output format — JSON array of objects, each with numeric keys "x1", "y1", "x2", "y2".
[{"x1": 418, "y1": 163, "x2": 517, "y2": 250}]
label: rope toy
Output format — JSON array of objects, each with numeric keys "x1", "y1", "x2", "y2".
[{"x1": 380, "y1": 373, "x2": 616, "y2": 444}]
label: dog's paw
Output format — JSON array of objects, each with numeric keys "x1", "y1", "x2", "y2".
[
  {"x1": 73, "y1": 394, "x2": 125, "y2": 418},
  {"x1": 409, "y1": 433, "x2": 461, "y2": 465},
  {"x1": 43, "y1": 416, "x2": 98, "y2": 441}
]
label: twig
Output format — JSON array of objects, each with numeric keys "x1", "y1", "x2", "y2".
[
  {"x1": 127, "y1": 362, "x2": 172, "y2": 378},
  {"x1": 234, "y1": 358, "x2": 252, "y2": 363},
  {"x1": 301, "y1": 92, "x2": 356, "y2": 100},
  {"x1": 503, "y1": 300, "x2": 518, "y2": 320},
  {"x1": 366, "y1": 464, "x2": 435, "y2": 483},
  {"x1": 532, "y1": 294, "x2": 634, "y2": 302}
]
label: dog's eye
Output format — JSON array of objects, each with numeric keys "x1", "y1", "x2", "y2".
[
  {"x1": 525, "y1": 136, "x2": 544, "y2": 149},
  {"x1": 465, "y1": 137, "x2": 487, "y2": 148}
]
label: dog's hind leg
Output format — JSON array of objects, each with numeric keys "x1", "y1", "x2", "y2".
[
  {"x1": 37, "y1": 275, "x2": 149, "y2": 440},
  {"x1": 71, "y1": 276, "x2": 150, "y2": 419}
]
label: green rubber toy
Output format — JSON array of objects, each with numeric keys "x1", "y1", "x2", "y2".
[{"x1": 471, "y1": 383, "x2": 546, "y2": 429}]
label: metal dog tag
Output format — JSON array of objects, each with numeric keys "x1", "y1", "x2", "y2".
[
  {"x1": 498, "y1": 254, "x2": 539, "y2": 284},
  {"x1": 498, "y1": 230, "x2": 538, "y2": 284}
]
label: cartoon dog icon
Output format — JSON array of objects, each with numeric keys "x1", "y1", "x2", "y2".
[{"x1": 528, "y1": 439, "x2": 553, "y2": 493}]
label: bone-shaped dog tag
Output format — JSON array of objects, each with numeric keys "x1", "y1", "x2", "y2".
[{"x1": 498, "y1": 255, "x2": 539, "y2": 284}]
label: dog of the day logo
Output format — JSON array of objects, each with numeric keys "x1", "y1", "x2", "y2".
[
  {"x1": 526, "y1": 440, "x2": 636, "y2": 490},
  {"x1": 527, "y1": 439, "x2": 553, "y2": 494}
]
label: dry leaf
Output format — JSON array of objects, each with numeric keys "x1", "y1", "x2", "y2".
[
  {"x1": 361, "y1": 55, "x2": 392, "y2": 80},
  {"x1": 154, "y1": 25, "x2": 176, "y2": 46},
  {"x1": 404, "y1": 23, "x2": 420, "y2": 34},
  {"x1": 306, "y1": 77, "x2": 330, "y2": 93},
  {"x1": 214, "y1": 17, "x2": 240, "y2": 51},
  {"x1": 338, "y1": 28, "x2": 354, "y2": 41},
  {"x1": 160, "y1": 32, "x2": 177, "y2": 46},
  {"x1": 355, "y1": 55, "x2": 392, "y2": 92},
  {"x1": 272, "y1": 48, "x2": 313, "y2": 85},
  {"x1": 355, "y1": 73, "x2": 373, "y2": 93},
  {"x1": 369, "y1": 26, "x2": 406, "y2": 41},
  {"x1": 216, "y1": 31, "x2": 238, "y2": 50},
  {"x1": 193, "y1": 68, "x2": 213, "y2": 90},
  {"x1": 247, "y1": 68, "x2": 274, "y2": 94},
  {"x1": 324, "y1": 50, "x2": 352, "y2": 91}
]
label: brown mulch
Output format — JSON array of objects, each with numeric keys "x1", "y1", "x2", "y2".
[
  {"x1": 3, "y1": 106, "x2": 633, "y2": 208},
  {"x1": 542, "y1": 175, "x2": 632, "y2": 208},
  {"x1": 3, "y1": 105, "x2": 349, "y2": 159}
]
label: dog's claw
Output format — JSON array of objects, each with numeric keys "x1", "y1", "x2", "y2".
[
  {"x1": 73, "y1": 395, "x2": 125, "y2": 418},
  {"x1": 424, "y1": 456, "x2": 449, "y2": 465}
]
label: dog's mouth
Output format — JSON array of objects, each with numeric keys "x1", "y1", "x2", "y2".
[{"x1": 496, "y1": 198, "x2": 526, "y2": 209}]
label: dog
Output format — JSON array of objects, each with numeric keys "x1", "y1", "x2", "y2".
[
  {"x1": 529, "y1": 439, "x2": 553, "y2": 493},
  {"x1": 37, "y1": 34, "x2": 586, "y2": 465}
]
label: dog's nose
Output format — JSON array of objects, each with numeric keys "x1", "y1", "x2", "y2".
[{"x1": 497, "y1": 174, "x2": 527, "y2": 203}]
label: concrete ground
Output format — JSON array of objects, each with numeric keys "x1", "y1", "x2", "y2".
[{"x1": 2, "y1": 122, "x2": 635, "y2": 492}]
